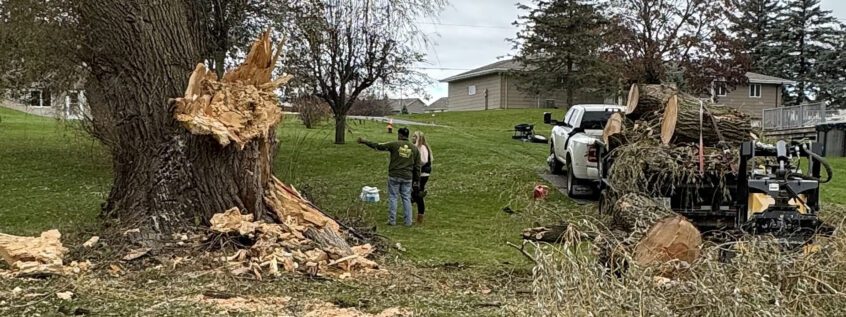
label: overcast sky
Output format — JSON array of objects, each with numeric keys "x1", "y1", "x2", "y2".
[{"x1": 412, "y1": 0, "x2": 846, "y2": 103}]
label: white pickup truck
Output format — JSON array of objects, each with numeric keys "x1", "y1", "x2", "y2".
[{"x1": 544, "y1": 104, "x2": 625, "y2": 198}]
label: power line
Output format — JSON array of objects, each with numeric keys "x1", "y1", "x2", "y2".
[
  {"x1": 418, "y1": 22, "x2": 514, "y2": 30},
  {"x1": 412, "y1": 66, "x2": 473, "y2": 71}
]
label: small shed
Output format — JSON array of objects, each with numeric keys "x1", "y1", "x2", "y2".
[{"x1": 817, "y1": 122, "x2": 846, "y2": 157}]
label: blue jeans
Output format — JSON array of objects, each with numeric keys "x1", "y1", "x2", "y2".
[{"x1": 387, "y1": 177, "x2": 413, "y2": 226}]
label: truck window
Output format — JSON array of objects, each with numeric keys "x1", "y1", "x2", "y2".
[
  {"x1": 580, "y1": 111, "x2": 613, "y2": 130},
  {"x1": 563, "y1": 108, "x2": 575, "y2": 125}
]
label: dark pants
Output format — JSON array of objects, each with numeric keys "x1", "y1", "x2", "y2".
[{"x1": 413, "y1": 176, "x2": 429, "y2": 215}]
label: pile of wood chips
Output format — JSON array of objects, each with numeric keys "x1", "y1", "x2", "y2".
[
  {"x1": 0, "y1": 230, "x2": 92, "y2": 277},
  {"x1": 211, "y1": 177, "x2": 380, "y2": 280}
]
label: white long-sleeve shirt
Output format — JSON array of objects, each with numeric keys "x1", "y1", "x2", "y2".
[{"x1": 419, "y1": 145, "x2": 431, "y2": 177}]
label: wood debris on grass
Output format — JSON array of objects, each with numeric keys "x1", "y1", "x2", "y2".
[
  {"x1": 193, "y1": 294, "x2": 292, "y2": 314},
  {"x1": 0, "y1": 229, "x2": 68, "y2": 277},
  {"x1": 192, "y1": 294, "x2": 411, "y2": 317},
  {"x1": 303, "y1": 302, "x2": 411, "y2": 317},
  {"x1": 210, "y1": 178, "x2": 380, "y2": 279},
  {"x1": 82, "y1": 236, "x2": 100, "y2": 248}
]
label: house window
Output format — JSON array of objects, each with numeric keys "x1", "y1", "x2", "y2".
[
  {"x1": 545, "y1": 99, "x2": 556, "y2": 108},
  {"x1": 749, "y1": 84, "x2": 761, "y2": 98},
  {"x1": 67, "y1": 91, "x2": 82, "y2": 117},
  {"x1": 468, "y1": 85, "x2": 476, "y2": 96},
  {"x1": 29, "y1": 90, "x2": 42, "y2": 107},
  {"x1": 715, "y1": 82, "x2": 727, "y2": 97}
]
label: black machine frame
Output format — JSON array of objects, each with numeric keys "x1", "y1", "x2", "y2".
[{"x1": 598, "y1": 140, "x2": 831, "y2": 238}]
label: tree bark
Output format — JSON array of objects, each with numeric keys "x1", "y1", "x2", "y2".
[
  {"x1": 80, "y1": 0, "x2": 274, "y2": 236},
  {"x1": 334, "y1": 114, "x2": 347, "y2": 144}
]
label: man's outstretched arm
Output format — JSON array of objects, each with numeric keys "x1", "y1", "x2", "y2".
[{"x1": 358, "y1": 137, "x2": 392, "y2": 151}]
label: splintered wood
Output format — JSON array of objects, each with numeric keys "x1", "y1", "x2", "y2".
[
  {"x1": 173, "y1": 31, "x2": 293, "y2": 149},
  {"x1": 210, "y1": 177, "x2": 379, "y2": 279},
  {"x1": 0, "y1": 230, "x2": 68, "y2": 276}
]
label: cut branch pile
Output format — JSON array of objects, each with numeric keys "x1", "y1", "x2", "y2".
[
  {"x1": 210, "y1": 176, "x2": 379, "y2": 280},
  {"x1": 173, "y1": 31, "x2": 292, "y2": 149}
]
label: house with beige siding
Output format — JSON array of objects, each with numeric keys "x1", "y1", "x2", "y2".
[
  {"x1": 440, "y1": 59, "x2": 609, "y2": 111},
  {"x1": 713, "y1": 72, "x2": 796, "y2": 119},
  {"x1": 386, "y1": 98, "x2": 427, "y2": 114},
  {"x1": 441, "y1": 59, "x2": 795, "y2": 119}
]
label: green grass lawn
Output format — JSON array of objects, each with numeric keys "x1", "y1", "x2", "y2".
[
  {"x1": 276, "y1": 108, "x2": 560, "y2": 266},
  {"x1": 2, "y1": 105, "x2": 844, "y2": 266},
  {"x1": 0, "y1": 108, "x2": 111, "y2": 236},
  {"x1": 0, "y1": 107, "x2": 562, "y2": 267}
]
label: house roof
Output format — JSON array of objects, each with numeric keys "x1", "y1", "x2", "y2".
[
  {"x1": 746, "y1": 72, "x2": 796, "y2": 85},
  {"x1": 387, "y1": 98, "x2": 427, "y2": 113},
  {"x1": 428, "y1": 97, "x2": 448, "y2": 109},
  {"x1": 440, "y1": 59, "x2": 521, "y2": 82},
  {"x1": 441, "y1": 59, "x2": 797, "y2": 86}
]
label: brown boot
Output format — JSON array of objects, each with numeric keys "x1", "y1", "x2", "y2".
[{"x1": 416, "y1": 214, "x2": 424, "y2": 225}]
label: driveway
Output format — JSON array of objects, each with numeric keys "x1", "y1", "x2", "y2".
[{"x1": 538, "y1": 171, "x2": 595, "y2": 205}]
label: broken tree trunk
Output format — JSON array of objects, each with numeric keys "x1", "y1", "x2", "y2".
[{"x1": 80, "y1": 2, "x2": 289, "y2": 236}]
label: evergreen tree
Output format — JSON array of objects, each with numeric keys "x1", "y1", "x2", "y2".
[
  {"x1": 817, "y1": 30, "x2": 846, "y2": 108},
  {"x1": 773, "y1": 0, "x2": 841, "y2": 104},
  {"x1": 511, "y1": 0, "x2": 615, "y2": 108},
  {"x1": 727, "y1": 0, "x2": 783, "y2": 74}
]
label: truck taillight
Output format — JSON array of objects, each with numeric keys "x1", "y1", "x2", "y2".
[{"x1": 588, "y1": 144, "x2": 598, "y2": 163}]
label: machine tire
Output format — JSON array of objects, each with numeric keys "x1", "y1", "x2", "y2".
[{"x1": 549, "y1": 144, "x2": 565, "y2": 175}]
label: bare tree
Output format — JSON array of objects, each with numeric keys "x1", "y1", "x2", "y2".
[
  {"x1": 605, "y1": 0, "x2": 749, "y2": 94},
  {"x1": 283, "y1": 0, "x2": 443, "y2": 144}
]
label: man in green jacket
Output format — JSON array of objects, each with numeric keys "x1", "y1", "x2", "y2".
[{"x1": 358, "y1": 127, "x2": 421, "y2": 226}]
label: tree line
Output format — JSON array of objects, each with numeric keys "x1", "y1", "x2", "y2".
[{"x1": 511, "y1": 0, "x2": 846, "y2": 108}]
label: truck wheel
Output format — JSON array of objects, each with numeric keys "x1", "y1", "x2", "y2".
[
  {"x1": 549, "y1": 143, "x2": 564, "y2": 175},
  {"x1": 566, "y1": 156, "x2": 581, "y2": 198}
]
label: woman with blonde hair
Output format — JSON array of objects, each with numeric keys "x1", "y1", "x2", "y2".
[{"x1": 411, "y1": 131, "x2": 432, "y2": 224}]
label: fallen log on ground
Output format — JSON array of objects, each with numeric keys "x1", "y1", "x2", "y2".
[{"x1": 602, "y1": 193, "x2": 701, "y2": 275}]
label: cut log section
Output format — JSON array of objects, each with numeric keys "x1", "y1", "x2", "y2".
[
  {"x1": 660, "y1": 94, "x2": 678, "y2": 145},
  {"x1": 608, "y1": 193, "x2": 701, "y2": 269},
  {"x1": 633, "y1": 215, "x2": 701, "y2": 266},
  {"x1": 626, "y1": 84, "x2": 676, "y2": 120},
  {"x1": 603, "y1": 112, "x2": 624, "y2": 145},
  {"x1": 625, "y1": 84, "x2": 639, "y2": 115}
]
